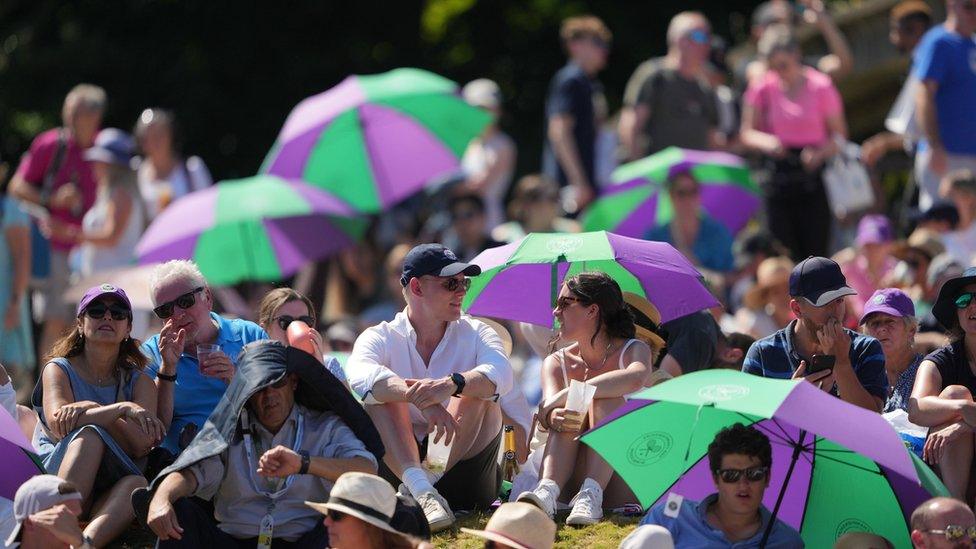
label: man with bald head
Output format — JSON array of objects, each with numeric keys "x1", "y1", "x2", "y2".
[{"x1": 910, "y1": 497, "x2": 976, "y2": 548}]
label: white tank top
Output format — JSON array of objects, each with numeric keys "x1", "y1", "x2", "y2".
[{"x1": 558, "y1": 338, "x2": 641, "y2": 387}]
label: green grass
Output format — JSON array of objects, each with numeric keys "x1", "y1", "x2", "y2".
[
  {"x1": 111, "y1": 513, "x2": 640, "y2": 549},
  {"x1": 432, "y1": 512, "x2": 639, "y2": 549}
]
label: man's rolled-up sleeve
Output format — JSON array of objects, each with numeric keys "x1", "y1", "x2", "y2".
[
  {"x1": 473, "y1": 322, "x2": 513, "y2": 396},
  {"x1": 345, "y1": 328, "x2": 397, "y2": 402},
  {"x1": 322, "y1": 416, "x2": 378, "y2": 467},
  {"x1": 185, "y1": 454, "x2": 225, "y2": 501}
]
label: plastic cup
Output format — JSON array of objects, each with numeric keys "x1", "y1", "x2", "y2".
[{"x1": 197, "y1": 344, "x2": 220, "y2": 370}]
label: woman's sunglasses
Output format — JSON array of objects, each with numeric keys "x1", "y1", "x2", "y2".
[
  {"x1": 715, "y1": 466, "x2": 769, "y2": 483},
  {"x1": 153, "y1": 287, "x2": 204, "y2": 319},
  {"x1": 326, "y1": 509, "x2": 347, "y2": 522},
  {"x1": 84, "y1": 303, "x2": 131, "y2": 321},
  {"x1": 955, "y1": 292, "x2": 976, "y2": 309},
  {"x1": 275, "y1": 315, "x2": 315, "y2": 331}
]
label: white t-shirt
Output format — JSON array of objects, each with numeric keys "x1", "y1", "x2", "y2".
[
  {"x1": 347, "y1": 312, "x2": 514, "y2": 441},
  {"x1": 942, "y1": 222, "x2": 976, "y2": 266},
  {"x1": 461, "y1": 132, "x2": 514, "y2": 230},
  {"x1": 137, "y1": 155, "x2": 213, "y2": 219}
]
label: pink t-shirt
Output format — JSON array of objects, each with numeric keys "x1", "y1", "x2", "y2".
[
  {"x1": 744, "y1": 67, "x2": 842, "y2": 148},
  {"x1": 15, "y1": 128, "x2": 98, "y2": 251}
]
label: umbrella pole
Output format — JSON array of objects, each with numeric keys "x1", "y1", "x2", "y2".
[{"x1": 759, "y1": 428, "x2": 806, "y2": 548}]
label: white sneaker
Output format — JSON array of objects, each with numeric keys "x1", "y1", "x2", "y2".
[
  {"x1": 516, "y1": 483, "x2": 557, "y2": 519},
  {"x1": 416, "y1": 490, "x2": 455, "y2": 533},
  {"x1": 566, "y1": 478, "x2": 604, "y2": 526}
]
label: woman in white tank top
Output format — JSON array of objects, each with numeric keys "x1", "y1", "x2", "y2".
[{"x1": 516, "y1": 272, "x2": 665, "y2": 526}]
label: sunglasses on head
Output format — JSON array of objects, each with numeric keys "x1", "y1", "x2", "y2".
[
  {"x1": 716, "y1": 465, "x2": 769, "y2": 483},
  {"x1": 955, "y1": 292, "x2": 976, "y2": 309},
  {"x1": 921, "y1": 524, "x2": 976, "y2": 542},
  {"x1": 274, "y1": 315, "x2": 315, "y2": 331},
  {"x1": 153, "y1": 287, "x2": 204, "y2": 319},
  {"x1": 84, "y1": 302, "x2": 131, "y2": 321}
]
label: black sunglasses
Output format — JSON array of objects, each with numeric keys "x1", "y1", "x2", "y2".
[
  {"x1": 326, "y1": 509, "x2": 347, "y2": 522},
  {"x1": 716, "y1": 466, "x2": 769, "y2": 483},
  {"x1": 84, "y1": 303, "x2": 131, "y2": 321},
  {"x1": 432, "y1": 277, "x2": 471, "y2": 292},
  {"x1": 275, "y1": 315, "x2": 315, "y2": 331},
  {"x1": 153, "y1": 287, "x2": 204, "y2": 319}
]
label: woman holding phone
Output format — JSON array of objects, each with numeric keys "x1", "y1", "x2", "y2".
[{"x1": 516, "y1": 272, "x2": 661, "y2": 525}]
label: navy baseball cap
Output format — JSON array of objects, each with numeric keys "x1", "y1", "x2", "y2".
[
  {"x1": 400, "y1": 244, "x2": 481, "y2": 287},
  {"x1": 788, "y1": 256, "x2": 856, "y2": 307}
]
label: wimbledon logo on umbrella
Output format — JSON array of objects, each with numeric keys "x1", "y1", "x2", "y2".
[
  {"x1": 545, "y1": 236, "x2": 584, "y2": 256},
  {"x1": 697, "y1": 384, "x2": 750, "y2": 402},
  {"x1": 627, "y1": 432, "x2": 674, "y2": 466}
]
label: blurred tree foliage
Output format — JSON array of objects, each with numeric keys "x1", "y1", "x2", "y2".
[{"x1": 0, "y1": 0, "x2": 759, "y2": 184}]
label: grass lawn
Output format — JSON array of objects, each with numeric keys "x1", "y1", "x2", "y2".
[{"x1": 111, "y1": 513, "x2": 639, "y2": 548}]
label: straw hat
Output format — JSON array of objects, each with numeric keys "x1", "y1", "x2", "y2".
[
  {"x1": 744, "y1": 256, "x2": 793, "y2": 310},
  {"x1": 892, "y1": 227, "x2": 946, "y2": 262},
  {"x1": 305, "y1": 472, "x2": 403, "y2": 536},
  {"x1": 622, "y1": 292, "x2": 667, "y2": 350},
  {"x1": 475, "y1": 316, "x2": 514, "y2": 356},
  {"x1": 461, "y1": 502, "x2": 556, "y2": 549}
]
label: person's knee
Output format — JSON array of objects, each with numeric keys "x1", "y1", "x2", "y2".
[
  {"x1": 940, "y1": 385, "x2": 973, "y2": 401},
  {"x1": 71, "y1": 427, "x2": 106, "y2": 450},
  {"x1": 116, "y1": 475, "x2": 147, "y2": 491}
]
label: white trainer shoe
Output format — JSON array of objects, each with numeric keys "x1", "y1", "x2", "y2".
[
  {"x1": 415, "y1": 490, "x2": 455, "y2": 533},
  {"x1": 566, "y1": 478, "x2": 604, "y2": 526},
  {"x1": 516, "y1": 482, "x2": 558, "y2": 519}
]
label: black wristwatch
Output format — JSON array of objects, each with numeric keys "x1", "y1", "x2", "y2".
[
  {"x1": 298, "y1": 450, "x2": 311, "y2": 475},
  {"x1": 450, "y1": 372, "x2": 466, "y2": 397},
  {"x1": 157, "y1": 371, "x2": 177, "y2": 382}
]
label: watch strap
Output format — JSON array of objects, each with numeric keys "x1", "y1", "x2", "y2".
[
  {"x1": 450, "y1": 372, "x2": 466, "y2": 396},
  {"x1": 157, "y1": 371, "x2": 177, "y2": 382},
  {"x1": 298, "y1": 449, "x2": 311, "y2": 475}
]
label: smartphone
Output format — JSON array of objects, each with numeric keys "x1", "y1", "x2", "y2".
[{"x1": 806, "y1": 354, "x2": 835, "y2": 375}]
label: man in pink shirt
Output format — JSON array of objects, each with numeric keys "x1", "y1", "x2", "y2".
[{"x1": 7, "y1": 84, "x2": 104, "y2": 360}]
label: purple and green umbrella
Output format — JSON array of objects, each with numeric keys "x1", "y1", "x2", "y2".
[
  {"x1": 582, "y1": 147, "x2": 760, "y2": 238},
  {"x1": 580, "y1": 369, "x2": 947, "y2": 548},
  {"x1": 261, "y1": 68, "x2": 491, "y2": 213},
  {"x1": 136, "y1": 175, "x2": 367, "y2": 286},
  {"x1": 0, "y1": 406, "x2": 43, "y2": 500},
  {"x1": 463, "y1": 231, "x2": 717, "y2": 327}
]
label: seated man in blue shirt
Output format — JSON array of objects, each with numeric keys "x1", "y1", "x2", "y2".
[
  {"x1": 142, "y1": 260, "x2": 268, "y2": 457},
  {"x1": 630, "y1": 423, "x2": 803, "y2": 548},
  {"x1": 742, "y1": 256, "x2": 888, "y2": 412}
]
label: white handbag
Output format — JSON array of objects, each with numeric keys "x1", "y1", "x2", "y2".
[{"x1": 823, "y1": 139, "x2": 874, "y2": 219}]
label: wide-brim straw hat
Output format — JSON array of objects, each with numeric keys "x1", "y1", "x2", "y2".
[
  {"x1": 461, "y1": 502, "x2": 556, "y2": 549},
  {"x1": 475, "y1": 316, "x2": 514, "y2": 356},
  {"x1": 744, "y1": 256, "x2": 793, "y2": 310},
  {"x1": 622, "y1": 292, "x2": 667, "y2": 350},
  {"x1": 305, "y1": 472, "x2": 403, "y2": 536},
  {"x1": 892, "y1": 227, "x2": 946, "y2": 262}
]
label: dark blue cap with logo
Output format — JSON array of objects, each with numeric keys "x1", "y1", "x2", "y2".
[
  {"x1": 788, "y1": 256, "x2": 856, "y2": 307},
  {"x1": 400, "y1": 243, "x2": 481, "y2": 287}
]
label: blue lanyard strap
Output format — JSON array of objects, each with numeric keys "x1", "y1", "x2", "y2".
[{"x1": 242, "y1": 408, "x2": 306, "y2": 500}]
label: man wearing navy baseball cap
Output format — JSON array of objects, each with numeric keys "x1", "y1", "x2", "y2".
[
  {"x1": 345, "y1": 243, "x2": 514, "y2": 532},
  {"x1": 742, "y1": 256, "x2": 888, "y2": 412}
]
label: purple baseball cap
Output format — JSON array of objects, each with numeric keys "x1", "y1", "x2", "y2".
[
  {"x1": 76, "y1": 283, "x2": 132, "y2": 316},
  {"x1": 859, "y1": 288, "x2": 916, "y2": 325},
  {"x1": 856, "y1": 214, "x2": 894, "y2": 247}
]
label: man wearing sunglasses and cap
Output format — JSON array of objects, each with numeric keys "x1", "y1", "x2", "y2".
[
  {"x1": 142, "y1": 260, "x2": 267, "y2": 460},
  {"x1": 910, "y1": 497, "x2": 976, "y2": 548},
  {"x1": 346, "y1": 243, "x2": 513, "y2": 532},
  {"x1": 742, "y1": 256, "x2": 888, "y2": 412},
  {"x1": 630, "y1": 424, "x2": 802, "y2": 548}
]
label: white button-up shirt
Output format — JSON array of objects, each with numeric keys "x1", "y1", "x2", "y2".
[{"x1": 347, "y1": 311, "x2": 515, "y2": 440}]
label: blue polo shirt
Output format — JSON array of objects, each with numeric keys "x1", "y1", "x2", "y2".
[
  {"x1": 640, "y1": 494, "x2": 803, "y2": 548},
  {"x1": 142, "y1": 312, "x2": 268, "y2": 453},
  {"x1": 912, "y1": 25, "x2": 976, "y2": 155},
  {"x1": 646, "y1": 214, "x2": 735, "y2": 273},
  {"x1": 742, "y1": 319, "x2": 888, "y2": 401}
]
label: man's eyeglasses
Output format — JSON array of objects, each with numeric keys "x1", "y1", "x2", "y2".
[
  {"x1": 921, "y1": 525, "x2": 976, "y2": 542},
  {"x1": 84, "y1": 303, "x2": 131, "y2": 321},
  {"x1": 716, "y1": 466, "x2": 769, "y2": 483},
  {"x1": 275, "y1": 315, "x2": 315, "y2": 331},
  {"x1": 434, "y1": 277, "x2": 471, "y2": 292},
  {"x1": 555, "y1": 296, "x2": 585, "y2": 310},
  {"x1": 955, "y1": 292, "x2": 976, "y2": 309},
  {"x1": 688, "y1": 29, "x2": 710, "y2": 45},
  {"x1": 153, "y1": 287, "x2": 204, "y2": 319}
]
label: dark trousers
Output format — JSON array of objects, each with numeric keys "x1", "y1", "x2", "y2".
[
  {"x1": 157, "y1": 498, "x2": 329, "y2": 549},
  {"x1": 763, "y1": 153, "x2": 832, "y2": 261}
]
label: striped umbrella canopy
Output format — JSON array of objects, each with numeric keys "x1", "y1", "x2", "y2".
[
  {"x1": 0, "y1": 406, "x2": 43, "y2": 500},
  {"x1": 136, "y1": 175, "x2": 366, "y2": 286},
  {"x1": 262, "y1": 68, "x2": 491, "y2": 213},
  {"x1": 582, "y1": 147, "x2": 760, "y2": 238},
  {"x1": 581, "y1": 370, "x2": 947, "y2": 549}
]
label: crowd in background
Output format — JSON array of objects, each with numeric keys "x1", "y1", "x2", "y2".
[{"x1": 2, "y1": 0, "x2": 976, "y2": 547}]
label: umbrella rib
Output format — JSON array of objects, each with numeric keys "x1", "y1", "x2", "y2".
[
  {"x1": 744, "y1": 414, "x2": 797, "y2": 448},
  {"x1": 811, "y1": 452, "x2": 884, "y2": 475}
]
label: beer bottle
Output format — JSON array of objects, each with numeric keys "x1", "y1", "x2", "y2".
[{"x1": 502, "y1": 425, "x2": 520, "y2": 482}]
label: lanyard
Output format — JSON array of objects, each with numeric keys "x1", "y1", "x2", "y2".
[{"x1": 242, "y1": 408, "x2": 305, "y2": 501}]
